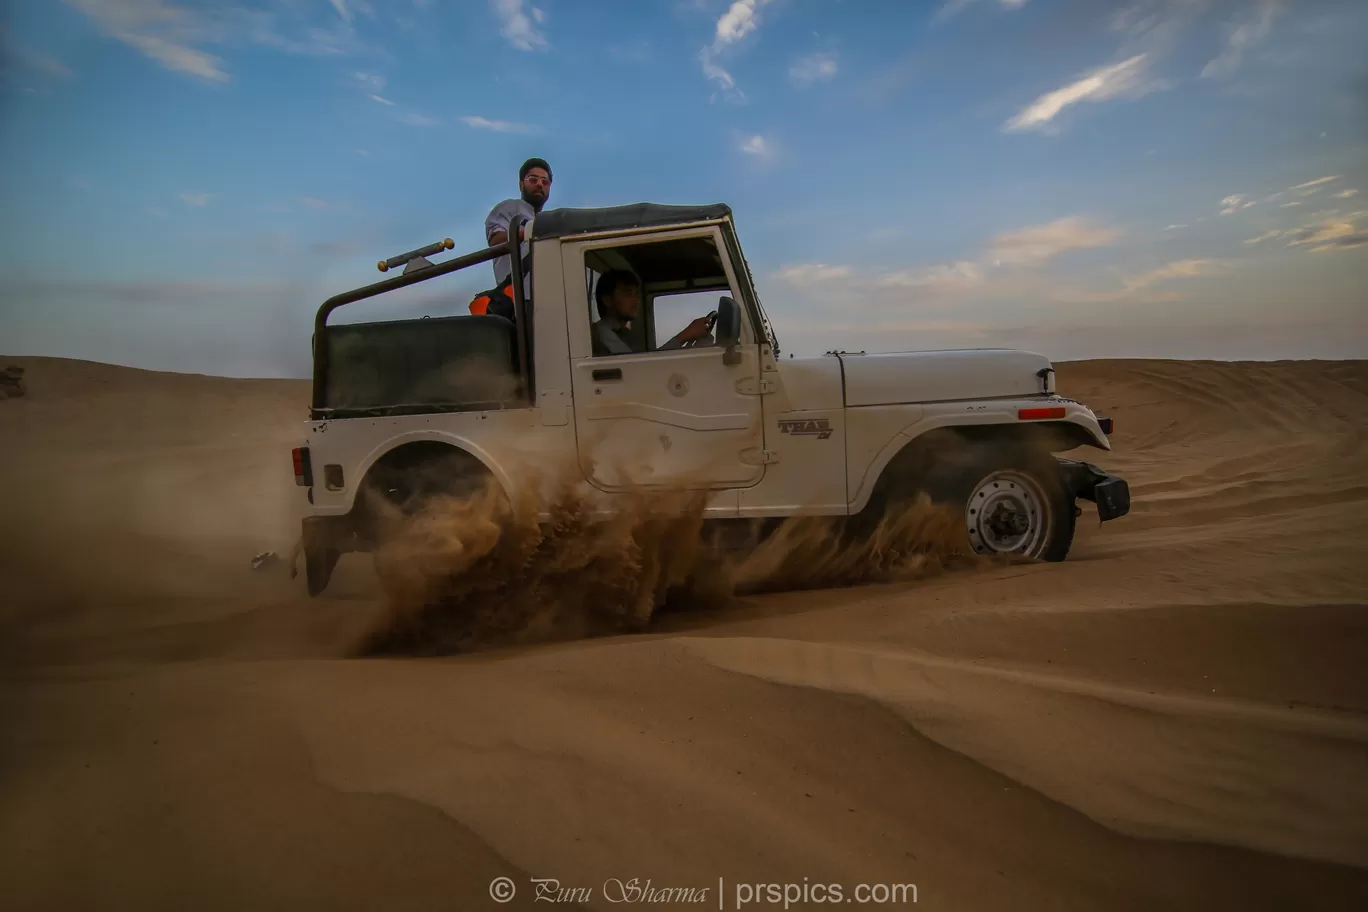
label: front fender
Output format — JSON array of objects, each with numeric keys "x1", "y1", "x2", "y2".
[{"x1": 848, "y1": 398, "x2": 1111, "y2": 514}]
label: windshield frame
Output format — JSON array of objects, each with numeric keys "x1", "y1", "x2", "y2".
[{"x1": 719, "y1": 218, "x2": 779, "y2": 356}]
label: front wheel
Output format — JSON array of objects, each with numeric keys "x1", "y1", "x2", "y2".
[{"x1": 931, "y1": 448, "x2": 1076, "y2": 562}]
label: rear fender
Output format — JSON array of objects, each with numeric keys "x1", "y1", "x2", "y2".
[{"x1": 323, "y1": 429, "x2": 514, "y2": 516}]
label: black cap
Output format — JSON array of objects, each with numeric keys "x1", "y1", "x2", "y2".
[{"x1": 520, "y1": 157, "x2": 552, "y2": 182}]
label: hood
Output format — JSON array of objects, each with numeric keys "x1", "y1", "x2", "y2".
[{"x1": 836, "y1": 349, "x2": 1052, "y2": 407}]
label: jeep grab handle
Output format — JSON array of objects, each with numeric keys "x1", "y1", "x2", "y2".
[{"x1": 377, "y1": 238, "x2": 455, "y2": 272}]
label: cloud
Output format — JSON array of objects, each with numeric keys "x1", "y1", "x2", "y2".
[
  {"x1": 179, "y1": 192, "x2": 212, "y2": 206},
  {"x1": 459, "y1": 115, "x2": 539, "y2": 134},
  {"x1": 494, "y1": 0, "x2": 547, "y2": 51},
  {"x1": 327, "y1": 0, "x2": 375, "y2": 23},
  {"x1": 1282, "y1": 175, "x2": 1340, "y2": 198},
  {"x1": 934, "y1": 0, "x2": 1028, "y2": 24},
  {"x1": 1285, "y1": 214, "x2": 1368, "y2": 253},
  {"x1": 1306, "y1": 234, "x2": 1368, "y2": 252},
  {"x1": 986, "y1": 216, "x2": 1120, "y2": 266},
  {"x1": 396, "y1": 112, "x2": 440, "y2": 126},
  {"x1": 1201, "y1": 0, "x2": 1278, "y2": 79},
  {"x1": 876, "y1": 261, "x2": 984, "y2": 289},
  {"x1": 1286, "y1": 175, "x2": 1339, "y2": 191},
  {"x1": 0, "y1": 25, "x2": 74, "y2": 81},
  {"x1": 64, "y1": 0, "x2": 375, "y2": 82},
  {"x1": 775, "y1": 264, "x2": 851, "y2": 286},
  {"x1": 699, "y1": 50, "x2": 738, "y2": 98},
  {"x1": 1224, "y1": 177, "x2": 1348, "y2": 215},
  {"x1": 1164, "y1": 224, "x2": 1187, "y2": 231},
  {"x1": 1334, "y1": 189, "x2": 1359, "y2": 200},
  {"x1": 739, "y1": 134, "x2": 769, "y2": 156},
  {"x1": 1285, "y1": 177, "x2": 1340, "y2": 194},
  {"x1": 714, "y1": 0, "x2": 773, "y2": 44},
  {"x1": 1122, "y1": 258, "x2": 1232, "y2": 292},
  {"x1": 128, "y1": 34, "x2": 224, "y2": 81},
  {"x1": 236, "y1": 10, "x2": 366, "y2": 57},
  {"x1": 348, "y1": 71, "x2": 394, "y2": 105},
  {"x1": 789, "y1": 51, "x2": 837, "y2": 86},
  {"x1": 772, "y1": 214, "x2": 1117, "y2": 305},
  {"x1": 700, "y1": 0, "x2": 776, "y2": 101},
  {"x1": 1004, "y1": 54, "x2": 1155, "y2": 132},
  {"x1": 65, "y1": 0, "x2": 228, "y2": 81},
  {"x1": 1244, "y1": 230, "x2": 1282, "y2": 246}
]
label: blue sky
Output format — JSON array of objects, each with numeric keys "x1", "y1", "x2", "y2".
[{"x1": 1, "y1": 0, "x2": 1366, "y2": 377}]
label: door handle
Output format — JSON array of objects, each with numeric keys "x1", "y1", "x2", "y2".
[{"x1": 592, "y1": 368, "x2": 622, "y2": 381}]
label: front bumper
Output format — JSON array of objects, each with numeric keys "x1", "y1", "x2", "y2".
[{"x1": 1056, "y1": 458, "x2": 1131, "y2": 522}]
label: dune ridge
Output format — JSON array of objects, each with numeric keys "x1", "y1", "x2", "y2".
[{"x1": 2, "y1": 355, "x2": 1367, "y2": 910}]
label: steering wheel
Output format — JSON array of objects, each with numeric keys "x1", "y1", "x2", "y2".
[{"x1": 682, "y1": 311, "x2": 719, "y2": 349}]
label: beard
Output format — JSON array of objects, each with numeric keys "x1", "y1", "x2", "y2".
[{"x1": 520, "y1": 187, "x2": 548, "y2": 211}]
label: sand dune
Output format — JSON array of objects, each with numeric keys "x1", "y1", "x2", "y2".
[{"x1": 2, "y1": 355, "x2": 1367, "y2": 910}]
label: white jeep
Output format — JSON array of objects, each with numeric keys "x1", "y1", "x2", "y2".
[{"x1": 292, "y1": 203, "x2": 1129, "y2": 595}]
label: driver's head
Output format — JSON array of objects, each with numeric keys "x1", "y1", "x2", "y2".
[
  {"x1": 519, "y1": 158, "x2": 552, "y2": 211},
  {"x1": 596, "y1": 270, "x2": 640, "y2": 321}
]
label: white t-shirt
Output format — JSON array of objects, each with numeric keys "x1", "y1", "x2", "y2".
[{"x1": 484, "y1": 198, "x2": 536, "y2": 291}]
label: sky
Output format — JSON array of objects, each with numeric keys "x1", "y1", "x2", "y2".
[{"x1": 1, "y1": 0, "x2": 1366, "y2": 378}]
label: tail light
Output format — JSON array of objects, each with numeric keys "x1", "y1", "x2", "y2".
[
  {"x1": 292, "y1": 446, "x2": 313, "y2": 486},
  {"x1": 1018, "y1": 406, "x2": 1066, "y2": 420}
]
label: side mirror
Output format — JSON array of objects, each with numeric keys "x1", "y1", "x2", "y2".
[
  {"x1": 716, "y1": 295, "x2": 743, "y2": 365},
  {"x1": 716, "y1": 296, "x2": 742, "y2": 346}
]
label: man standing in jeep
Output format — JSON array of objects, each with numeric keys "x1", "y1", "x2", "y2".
[{"x1": 485, "y1": 157, "x2": 551, "y2": 290}]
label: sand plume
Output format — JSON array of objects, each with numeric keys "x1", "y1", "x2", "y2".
[{"x1": 357, "y1": 460, "x2": 980, "y2": 656}]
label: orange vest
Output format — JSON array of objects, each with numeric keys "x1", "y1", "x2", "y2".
[{"x1": 469, "y1": 282, "x2": 515, "y2": 316}]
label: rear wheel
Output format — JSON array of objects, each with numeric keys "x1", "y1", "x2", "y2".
[{"x1": 359, "y1": 444, "x2": 500, "y2": 530}]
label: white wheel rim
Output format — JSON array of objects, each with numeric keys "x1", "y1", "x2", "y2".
[{"x1": 965, "y1": 471, "x2": 1051, "y2": 558}]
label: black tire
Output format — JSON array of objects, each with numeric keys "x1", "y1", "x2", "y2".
[
  {"x1": 923, "y1": 445, "x2": 1076, "y2": 562},
  {"x1": 357, "y1": 445, "x2": 501, "y2": 536},
  {"x1": 364, "y1": 449, "x2": 488, "y2": 516},
  {"x1": 867, "y1": 439, "x2": 1076, "y2": 562}
]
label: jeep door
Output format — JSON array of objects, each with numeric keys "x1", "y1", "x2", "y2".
[{"x1": 563, "y1": 225, "x2": 768, "y2": 493}]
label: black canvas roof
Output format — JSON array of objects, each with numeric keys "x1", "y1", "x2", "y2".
[{"x1": 530, "y1": 202, "x2": 732, "y2": 240}]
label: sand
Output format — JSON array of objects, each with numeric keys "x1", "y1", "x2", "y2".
[{"x1": 1, "y1": 354, "x2": 1366, "y2": 911}]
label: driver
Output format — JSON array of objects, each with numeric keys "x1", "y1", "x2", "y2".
[{"x1": 591, "y1": 270, "x2": 713, "y2": 356}]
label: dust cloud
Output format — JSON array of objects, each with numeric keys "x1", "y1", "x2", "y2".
[{"x1": 357, "y1": 464, "x2": 981, "y2": 657}]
